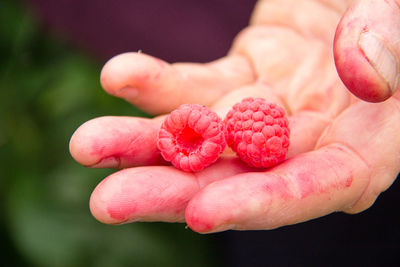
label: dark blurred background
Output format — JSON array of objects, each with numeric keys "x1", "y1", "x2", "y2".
[
  {"x1": 0, "y1": 0, "x2": 399, "y2": 266},
  {"x1": 0, "y1": 0, "x2": 253, "y2": 266}
]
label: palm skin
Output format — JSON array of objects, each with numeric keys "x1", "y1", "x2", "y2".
[{"x1": 69, "y1": 0, "x2": 400, "y2": 233}]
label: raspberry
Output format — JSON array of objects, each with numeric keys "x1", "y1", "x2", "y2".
[
  {"x1": 225, "y1": 97, "x2": 290, "y2": 168},
  {"x1": 157, "y1": 104, "x2": 226, "y2": 172}
]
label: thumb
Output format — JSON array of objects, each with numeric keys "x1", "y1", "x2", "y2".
[{"x1": 334, "y1": 0, "x2": 400, "y2": 102}]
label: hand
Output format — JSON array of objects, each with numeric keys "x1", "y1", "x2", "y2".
[{"x1": 69, "y1": 0, "x2": 400, "y2": 233}]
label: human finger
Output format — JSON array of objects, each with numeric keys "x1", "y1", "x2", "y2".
[
  {"x1": 100, "y1": 52, "x2": 255, "y2": 115},
  {"x1": 334, "y1": 0, "x2": 400, "y2": 102},
  {"x1": 89, "y1": 156, "x2": 253, "y2": 224},
  {"x1": 185, "y1": 145, "x2": 368, "y2": 233},
  {"x1": 69, "y1": 116, "x2": 165, "y2": 168}
]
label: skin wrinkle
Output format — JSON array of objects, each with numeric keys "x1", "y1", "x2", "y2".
[
  {"x1": 192, "y1": 168, "x2": 204, "y2": 190},
  {"x1": 314, "y1": 149, "x2": 344, "y2": 202},
  {"x1": 99, "y1": 137, "x2": 140, "y2": 169},
  {"x1": 229, "y1": 50, "x2": 259, "y2": 84},
  {"x1": 115, "y1": 167, "x2": 196, "y2": 223},
  {"x1": 85, "y1": 117, "x2": 166, "y2": 168},
  {"x1": 207, "y1": 55, "x2": 258, "y2": 107},
  {"x1": 92, "y1": 125, "x2": 148, "y2": 168},
  {"x1": 267, "y1": 171, "x2": 299, "y2": 200},
  {"x1": 358, "y1": 31, "x2": 400, "y2": 93},
  {"x1": 209, "y1": 55, "x2": 258, "y2": 84},
  {"x1": 256, "y1": 79, "x2": 292, "y2": 115},
  {"x1": 92, "y1": 156, "x2": 121, "y2": 169},
  {"x1": 174, "y1": 56, "x2": 256, "y2": 108},
  {"x1": 320, "y1": 144, "x2": 361, "y2": 211},
  {"x1": 193, "y1": 157, "x2": 243, "y2": 189},
  {"x1": 286, "y1": 44, "x2": 349, "y2": 116},
  {"x1": 231, "y1": 25, "x2": 308, "y2": 86},
  {"x1": 232, "y1": 24, "x2": 348, "y2": 118},
  {"x1": 325, "y1": 142, "x2": 371, "y2": 212},
  {"x1": 123, "y1": 130, "x2": 145, "y2": 164},
  {"x1": 270, "y1": 148, "x2": 347, "y2": 202}
]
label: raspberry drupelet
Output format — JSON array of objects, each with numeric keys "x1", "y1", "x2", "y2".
[
  {"x1": 157, "y1": 104, "x2": 226, "y2": 172},
  {"x1": 225, "y1": 97, "x2": 290, "y2": 168}
]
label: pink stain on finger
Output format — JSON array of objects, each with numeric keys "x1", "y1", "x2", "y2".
[
  {"x1": 335, "y1": 46, "x2": 386, "y2": 102},
  {"x1": 273, "y1": 145, "x2": 354, "y2": 199},
  {"x1": 185, "y1": 144, "x2": 364, "y2": 233},
  {"x1": 90, "y1": 166, "x2": 199, "y2": 224},
  {"x1": 334, "y1": 0, "x2": 400, "y2": 102},
  {"x1": 69, "y1": 116, "x2": 165, "y2": 168},
  {"x1": 186, "y1": 173, "x2": 292, "y2": 233}
]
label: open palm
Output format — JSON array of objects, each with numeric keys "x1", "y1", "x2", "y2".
[{"x1": 69, "y1": 0, "x2": 400, "y2": 233}]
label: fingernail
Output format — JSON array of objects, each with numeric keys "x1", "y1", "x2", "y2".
[
  {"x1": 89, "y1": 156, "x2": 120, "y2": 168},
  {"x1": 118, "y1": 87, "x2": 139, "y2": 99},
  {"x1": 201, "y1": 223, "x2": 236, "y2": 234},
  {"x1": 115, "y1": 217, "x2": 143, "y2": 225},
  {"x1": 359, "y1": 31, "x2": 399, "y2": 94}
]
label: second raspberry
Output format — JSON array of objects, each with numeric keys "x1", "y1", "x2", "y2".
[{"x1": 225, "y1": 97, "x2": 290, "y2": 168}]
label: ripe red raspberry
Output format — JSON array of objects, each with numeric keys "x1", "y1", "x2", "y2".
[
  {"x1": 225, "y1": 98, "x2": 290, "y2": 168},
  {"x1": 157, "y1": 104, "x2": 226, "y2": 172}
]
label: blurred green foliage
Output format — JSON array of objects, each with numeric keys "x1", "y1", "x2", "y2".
[{"x1": 0, "y1": 1, "x2": 219, "y2": 266}]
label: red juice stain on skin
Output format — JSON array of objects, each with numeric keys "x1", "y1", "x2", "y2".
[
  {"x1": 87, "y1": 140, "x2": 123, "y2": 167},
  {"x1": 295, "y1": 172, "x2": 353, "y2": 199},
  {"x1": 106, "y1": 173, "x2": 195, "y2": 222},
  {"x1": 90, "y1": 140, "x2": 106, "y2": 156},
  {"x1": 186, "y1": 211, "x2": 214, "y2": 233},
  {"x1": 296, "y1": 172, "x2": 316, "y2": 199},
  {"x1": 283, "y1": 154, "x2": 354, "y2": 200},
  {"x1": 108, "y1": 207, "x2": 128, "y2": 221},
  {"x1": 344, "y1": 175, "x2": 353, "y2": 188},
  {"x1": 89, "y1": 151, "x2": 124, "y2": 168},
  {"x1": 326, "y1": 146, "x2": 354, "y2": 189},
  {"x1": 89, "y1": 136, "x2": 158, "y2": 167},
  {"x1": 339, "y1": 48, "x2": 383, "y2": 102},
  {"x1": 107, "y1": 199, "x2": 137, "y2": 221},
  {"x1": 89, "y1": 136, "x2": 129, "y2": 158},
  {"x1": 261, "y1": 174, "x2": 292, "y2": 201}
]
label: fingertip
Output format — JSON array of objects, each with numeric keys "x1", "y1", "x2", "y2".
[
  {"x1": 90, "y1": 167, "x2": 199, "y2": 225},
  {"x1": 89, "y1": 170, "x2": 143, "y2": 225},
  {"x1": 185, "y1": 194, "x2": 233, "y2": 234},
  {"x1": 69, "y1": 117, "x2": 109, "y2": 167},
  {"x1": 69, "y1": 116, "x2": 163, "y2": 169},
  {"x1": 334, "y1": 0, "x2": 400, "y2": 102},
  {"x1": 100, "y1": 52, "x2": 167, "y2": 95},
  {"x1": 89, "y1": 178, "x2": 122, "y2": 225},
  {"x1": 334, "y1": 39, "x2": 392, "y2": 102},
  {"x1": 100, "y1": 52, "x2": 173, "y2": 114},
  {"x1": 185, "y1": 176, "x2": 261, "y2": 233}
]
